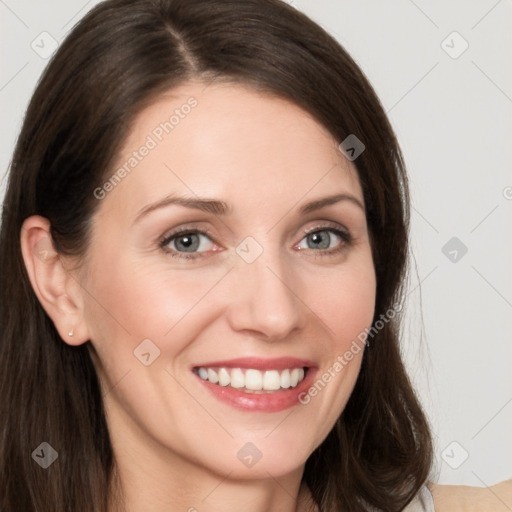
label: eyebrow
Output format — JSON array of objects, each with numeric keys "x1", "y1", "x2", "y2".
[
  {"x1": 133, "y1": 192, "x2": 364, "y2": 224},
  {"x1": 134, "y1": 195, "x2": 230, "y2": 223},
  {"x1": 298, "y1": 193, "x2": 364, "y2": 214}
]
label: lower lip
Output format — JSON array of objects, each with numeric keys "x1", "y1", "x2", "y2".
[{"x1": 194, "y1": 368, "x2": 317, "y2": 412}]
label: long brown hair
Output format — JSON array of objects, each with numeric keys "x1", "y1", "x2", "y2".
[{"x1": 0, "y1": 0, "x2": 432, "y2": 510}]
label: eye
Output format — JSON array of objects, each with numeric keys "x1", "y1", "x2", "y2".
[
  {"x1": 296, "y1": 227, "x2": 349, "y2": 253},
  {"x1": 159, "y1": 225, "x2": 351, "y2": 260},
  {"x1": 160, "y1": 229, "x2": 216, "y2": 258}
]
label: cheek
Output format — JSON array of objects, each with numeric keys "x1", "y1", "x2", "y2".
[
  {"x1": 334, "y1": 275, "x2": 376, "y2": 340},
  {"x1": 293, "y1": 252, "x2": 375, "y2": 374},
  {"x1": 311, "y1": 257, "x2": 376, "y2": 346},
  {"x1": 83, "y1": 253, "x2": 229, "y2": 368},
  {"x1": 289, "y1": 256, "x2": 376, "y2": 445}
]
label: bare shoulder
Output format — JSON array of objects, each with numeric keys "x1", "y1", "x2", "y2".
[{"x1": 429, "y1": 479, "x2": 512, "y2": 511}]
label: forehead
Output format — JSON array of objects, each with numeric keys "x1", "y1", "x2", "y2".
[{"x1": 101, "y1": 81, "x2": 363, "y2": 220}]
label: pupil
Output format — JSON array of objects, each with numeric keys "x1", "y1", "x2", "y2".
[
  {"x1": 308, "y1": 231, "x2": 330, "y2": 249},
  {"x1": 176, "y1": 234, "x2": 199, "y2": 252}
]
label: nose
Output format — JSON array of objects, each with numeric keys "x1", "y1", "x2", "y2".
[{"x1": 225, "y1": 252, "x2": 306, "y2": 341}]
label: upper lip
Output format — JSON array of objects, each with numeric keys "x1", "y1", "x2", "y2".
[{"x1": 192, "y1": 356, "x2": 316, "y2": 371}]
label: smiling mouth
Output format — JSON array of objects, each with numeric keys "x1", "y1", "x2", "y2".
[{"x1": 193, "y1": 366, "x2": 307, "y2": 393}]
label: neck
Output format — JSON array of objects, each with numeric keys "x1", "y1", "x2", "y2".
[
  {"x1": 107, "y1": 449, "x2": 317, "y2": 512},
  {"x1": 104, "y1": 400, "x2": 318, "y2": 512}
]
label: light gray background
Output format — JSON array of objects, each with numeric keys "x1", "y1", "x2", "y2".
[{"x1": 1, "y1": 0, "x2": 511, "y2": 488}]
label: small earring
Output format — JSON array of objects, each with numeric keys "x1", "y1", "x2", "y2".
[{"x1": 68, "y1": 328, "x2": 74, "y2": 337}]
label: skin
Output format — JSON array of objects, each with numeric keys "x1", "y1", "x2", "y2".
[
  {"x1": 21, "y1": 82, "x2": 376, "y2": 512},
  {"x1": 430, "y1": 481, "x2": 512, "y2": 512}
]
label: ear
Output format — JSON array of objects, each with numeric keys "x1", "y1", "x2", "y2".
[{"x1": 20, "y1": 215, "x2": 90, "y2": 346}]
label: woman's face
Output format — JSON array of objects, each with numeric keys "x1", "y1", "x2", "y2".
[{"x1": 79, "y1": 81, "x2": 376, "y2": 480}]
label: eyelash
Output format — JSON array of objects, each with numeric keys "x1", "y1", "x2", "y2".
[{"x1": 159, "y1": 224, "x2": 352, "y2": 261}]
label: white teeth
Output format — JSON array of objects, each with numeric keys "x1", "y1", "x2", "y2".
[
  {"x1": 230, "y1": 368, "x2": 245, "y2": 388},
  {"x1": 280, "y1": 369, "x2": 291, "y2": 389},
  {"x1": 263, "y1": 370, "x2": 281, "y2": 390},
  {"x1": 218, "y1": 368, "x2": 230, "y2": 386},
  {"x1": 245, "y1": 369, "x2": 263, "y2": 390},
  {"x1": 290, "y1": 368, "x2": 300, "y2": 387},
  {"x1": 195, "y1": 366, "x2": 307, "y2": 391},
  {"x1": 207, "y1": 368, "x2": 219, "y2": 384}
]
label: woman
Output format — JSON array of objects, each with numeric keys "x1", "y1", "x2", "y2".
[{"x1": 1, "y1": 0, "x2": 509, "y2": 510}]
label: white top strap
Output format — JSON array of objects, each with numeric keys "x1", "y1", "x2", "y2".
[{"x1": 403, "y1": 485, "x2": 436, "y2": 512}]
